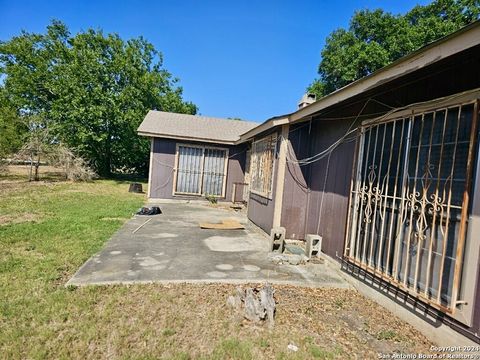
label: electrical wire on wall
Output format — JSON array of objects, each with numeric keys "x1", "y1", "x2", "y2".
[
  {"x1": 292, "y1": 88, "x2": 480, "y2": 239},
  {"x1": 283, "y1": 97, "x2": 393, "y2": 240},
  {"x1": 151, "y1": 157, "x2": 175, "y2": 193},
  {"x1": 285, "y1": 89, "x2": 477, "y2": 168},
  {"x1": 228, "y1": 147, "x2": 247, "y2": 159},
  {"x1": 285, "y1": 97, "x2": 374, "y2": 167},
  {"x1": 151, "y1": 146, "x2": 243, "y2": 195}
]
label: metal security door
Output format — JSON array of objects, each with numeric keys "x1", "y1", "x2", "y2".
[
  {"x1": 175, "y1": 145, "x2": 228, "y2": 197},
  {"x1": 175, "y1": 145, "x2": 203, "y2": 194},
  {"x1": 202, "y1": 148, "x2": 227, "y2": 196},
  {"x1": 345, "y1": 100, "x2": 478, "y2": 314}
]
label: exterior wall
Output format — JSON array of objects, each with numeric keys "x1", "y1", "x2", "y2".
[
  {"x1": 280, "y1": 123, "x2": 310, "y2": 239},
  {"x1": 148, "y1": 137, "x2": 247, "y2": 201},
  {"x1": 277, "y1": 45, "x2": 480, "y2": 341},
  {"x1": 246, "y1": 130, "x2": 280, "y2": 233},
  {"x1": 281, "y1": 120, "x2": 355, "y2": 260},
  {"x1": 466, "y1": 128, "x2": 480, "y2": 338},
  {"x1": 149, "y1": 138, "x2": 176, "y2": 199},
  {"x1": 281, "y1": 45, "x2": 480, "y2": 252}
]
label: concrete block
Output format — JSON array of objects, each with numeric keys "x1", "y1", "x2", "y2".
[
  {"x1": 270, "y1": 227, "x2": 285, "y2": 253},
  {"x1": 305, "y1": 234, "x2": 322, "y2": 259}
]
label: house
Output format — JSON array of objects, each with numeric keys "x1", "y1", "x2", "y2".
[
  {"x1": 137, "y1": 111, "x2": 257, "y2": 201},
  {"x1": 138, "y1": 21, "x2": 480, "y2": 344}
]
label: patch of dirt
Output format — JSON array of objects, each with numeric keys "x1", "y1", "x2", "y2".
[
  {"x1": 5, "y1": 164, "x2": 65, "y2": 177},
  {"x1": 0, "y1": 213, "x2": 43, "y2": 226},
  {"x1": 0, "y1": 179, "x2": 65, "y2": 198},
  {"x1": 49, "y1": 284, "x2": 433, "y2": 359}
]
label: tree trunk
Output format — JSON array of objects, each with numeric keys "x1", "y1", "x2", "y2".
[
  {"x1": 34, "y1": 163, "x2": 39, "y2": 181},
  {"x1": 29, "y1": 157, "x2": 33, "y2": 182},
  {"x1": 34, "y1": 154, "x2": 40, "y2": 181}
]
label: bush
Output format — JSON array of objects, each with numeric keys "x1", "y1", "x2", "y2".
[{"x1": 65, "y1": 156, "x2": 96, "y2": 182}]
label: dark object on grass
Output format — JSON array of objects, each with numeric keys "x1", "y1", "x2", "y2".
[
  {"x1": 129, "y1": 183, "x2": 143, "y2": 193},
  {"x1": 136, "y1": 206, "x2": 161, "y2": 215}
]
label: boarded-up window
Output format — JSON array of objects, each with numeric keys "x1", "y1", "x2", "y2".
[
  {"x1": 174, "y1": 145, "x2": 228, "y2": 197},
  {"x1": 250, "y1": 134, "x2": 277, "y2": 198}
]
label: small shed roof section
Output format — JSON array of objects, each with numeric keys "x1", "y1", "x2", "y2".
[{"x1": 138, "y1": 110, "x2": 258, "y2": 144}]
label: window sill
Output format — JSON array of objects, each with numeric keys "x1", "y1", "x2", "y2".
[{"x1": 249, "y1": 189, "x2": 273, "y2": 200}]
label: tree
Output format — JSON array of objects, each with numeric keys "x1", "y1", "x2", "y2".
[
  {"x1": 15, "y1": 117, "x2": 52, "y2": 181},
  {"x1": 0, "y1": 20, "x2": 197, "y2": 176},
  {"x1": 308, "y1": 0, "x2": 480, "y2": 98},
  {"x1": 0, "y1": 87, "x2": 26, "y2": 165}
]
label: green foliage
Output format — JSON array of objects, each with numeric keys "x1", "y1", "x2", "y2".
[
  {"x1": 376, "y1": 329, "x2": 398, "y2": 341},
  {"x1": 308, "y1": 0, "x2": 480, "y2": 98},
  {"x1": 162, "y1": 328, "x2": 176, "y2": 337},
  {"x1": 209, "y1": 338, "x2": 252, "y2": 360},
  {"x1": 205, "y1": 194, "x2": 218, "y2": 204},
  {"x1": 0, "y1": 87, "x2": 26, "y2": 160},
  {"x1": 0, "y1": 20, "x2": 197, "y2": 176},
  {"x1": 309, "y1": 345, "x2": 338, "y2": 359}
]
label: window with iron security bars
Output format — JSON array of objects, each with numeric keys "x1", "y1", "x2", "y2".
[
  {"x1": 250, "y1": 134, "x2": 277, "y2": 198},
  {"x1": 345, "y1": 100, "x2": 479, "y2": 314},
  {"x1": 174, "y1": 145, "x2": 228, "y2": 197}
]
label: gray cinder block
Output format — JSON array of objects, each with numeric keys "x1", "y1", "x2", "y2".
[
  {"x1": 270, "y1": 227, "x2": 286, "y2": 253},
  {"x1": 305, "y1": 234, "x2": 322, "y2": 259}
]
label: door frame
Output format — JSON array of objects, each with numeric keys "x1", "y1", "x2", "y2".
[{"x1": 172, "y1": 143, "x2": 229, "y2": 198}]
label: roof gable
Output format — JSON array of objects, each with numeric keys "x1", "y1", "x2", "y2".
[{"x1": 137, "y1": 110, "x2": 258, "y2": 144}]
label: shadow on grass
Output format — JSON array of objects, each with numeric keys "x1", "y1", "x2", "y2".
[
  {"x1": 0, "y1": 172, "x2": 67, "y2": 182},
  {"x1": 99, "y1": 173, "x2": 148, "y2": 185}
]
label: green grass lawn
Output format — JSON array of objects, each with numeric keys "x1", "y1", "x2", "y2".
[
  {"x1": 0, "y1": 177, "x2": 146, "y2": 358},
  {"x1": 0, "y1": 170, "x2": 432, "y2": 359}
]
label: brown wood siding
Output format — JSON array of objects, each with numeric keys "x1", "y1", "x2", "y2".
[
  {"x1": 301, "y1": 120, "x2": 355, "y2": 259},
  {"x1": 150, "y1": 138, "x2": 176, "y2": 199},
  {"x1": 281, "y1": 123, "x2": 310, "y2": 239}
]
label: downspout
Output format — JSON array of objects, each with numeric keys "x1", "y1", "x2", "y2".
[{"x1": 272, "y1": 124, "x2": 289, "y2": 228}]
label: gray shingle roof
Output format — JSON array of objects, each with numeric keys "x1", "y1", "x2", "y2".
[{"x1": 137, "y1": 110, "x2": 259, "y2": 144}]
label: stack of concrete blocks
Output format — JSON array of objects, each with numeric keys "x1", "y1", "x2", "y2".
[
  {"x1": 305, "y1": 234, "x2": 322, "y2": 259},
  {"x1": 269, "y1": 227, "x2": 285, "y2": 253}
]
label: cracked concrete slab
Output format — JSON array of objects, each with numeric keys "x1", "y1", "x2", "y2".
[{"x1": 67, "y1": 202, "x2": 349, "y2": 288}]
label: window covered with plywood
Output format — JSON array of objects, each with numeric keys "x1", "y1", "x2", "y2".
[{"x1": 250, "y1": 134, "x2": 277, "y2": 198}]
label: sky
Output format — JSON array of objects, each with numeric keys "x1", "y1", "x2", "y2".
[{"x1": 0, "y1": 0, "x2": 430, "y2": 122}]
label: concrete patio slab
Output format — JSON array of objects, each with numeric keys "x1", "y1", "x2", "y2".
[{"x1": 67, "y1": 202, "x2": 349, "y2": 288}]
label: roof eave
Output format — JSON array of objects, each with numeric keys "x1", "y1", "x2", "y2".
[
  {"x1": 236, "y1": 116, "x2": 289, "y2": 143},
  {"x1": 137, "y1": 131, "x2": 236, "y2": 145},
  {"x1": 289, "y1": 20, "x2": 480, "y2": 124}
]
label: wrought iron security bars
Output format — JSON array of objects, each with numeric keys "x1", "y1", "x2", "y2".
[
  {"x1": 345, "y1": 96, "x2": 479, "y2": 314},
  {"x1": 174, "y1": 145, "x2": 228, "y2": 197}
]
